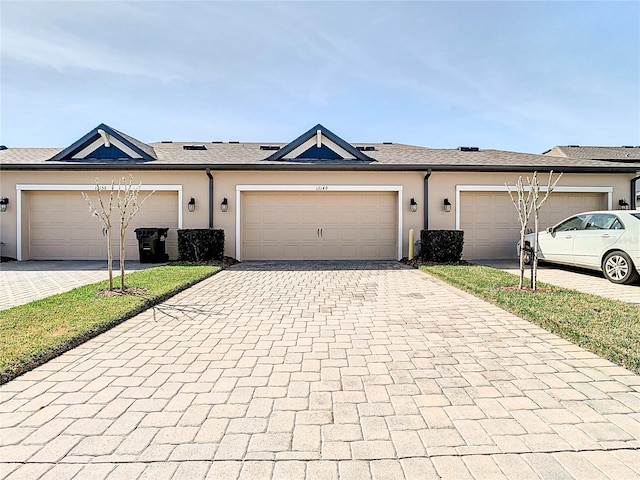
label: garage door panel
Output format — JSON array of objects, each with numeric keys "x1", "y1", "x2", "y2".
[
  {"x1": 28, "y1": 191, "x2": 178, "y2": 260},
  {"x1": 242, "y1": 191, "x2": 397, "y2": 260},
  {"x1": 461, "y1": 191, "x2": 607, "y2": 260}
]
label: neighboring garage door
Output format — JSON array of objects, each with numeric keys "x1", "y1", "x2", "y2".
[
  {"x1": 242, "y1": 191, "x2": 397, "y2": 260},
  {"x1": 460, "y1": 191, "x2": 607, "y2": 259},
  {"x1": 27, "y1": 191, "x2": 179, "y2": 260}
]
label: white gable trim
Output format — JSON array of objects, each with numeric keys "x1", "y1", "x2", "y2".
[
  {"x1": 72, "y1": 136, "x2": 141, "y2": 159},
  {"x1": 15, "y1": 184, "x2": 182, "y2": 261},
  {"x1": 454, "y1": 185, "x2": 613, "y2": 230},
  {"x1": 287, "y1": 136, "x2": 356, "y2": 160},
  {"x1": 235, "y1": 184, "x2": 403, "y2": 261}
]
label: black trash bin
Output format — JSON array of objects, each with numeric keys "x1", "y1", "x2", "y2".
[{"x1": 134, "y1": 228, "x2": 169, "y2": 263}]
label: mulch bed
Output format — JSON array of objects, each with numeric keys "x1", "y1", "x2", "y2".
[
  {"x1": 497, "y1": 286, "x2": 554, "y2": 293},
  {"x1": 97, "y1": 287, "x2": 148, "y2": 297}
]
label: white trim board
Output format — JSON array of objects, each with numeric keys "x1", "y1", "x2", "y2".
[
  {"x1": 454, "y1": 185, "x2": 613, "y2": 230},
  {"x1": 235, "y1": 185, "x2": 404, "y2": 261},
  {"x1": 72, "y1": 137, "x2": 140, "y2": 159},
  {"x1": 15, "y1": 184, "x2": 183, "y2": 261}
]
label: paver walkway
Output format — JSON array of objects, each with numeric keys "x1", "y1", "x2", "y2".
[
  {"x1": 0, "y1": 261, "x2": 159, "y2": 311},
  {"x1": 1, "y1": 261, "x2": 639, "y2": 479}
]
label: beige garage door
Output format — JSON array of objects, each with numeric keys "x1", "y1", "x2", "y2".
[
  {"x1": 27, "y1": 191, "x2": 179, "y2": 260},
  {"x1": 460, "y1": 191, "x2": 607, "y2": 259},
  {"x1": 242, "y1": 192, "x2": 397, "y2": 260}
]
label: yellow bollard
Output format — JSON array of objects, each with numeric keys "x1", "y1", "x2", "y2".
[{"x1": 408, "y1": 229, "x2": 414, "y2": 260}]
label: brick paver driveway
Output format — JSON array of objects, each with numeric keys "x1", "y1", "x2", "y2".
[{"x1": 1, "y1": 261, "x2": 639, "y2": 479}]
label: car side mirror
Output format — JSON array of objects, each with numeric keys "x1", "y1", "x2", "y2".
[{"x1": 547, "y1": 227, "x2": 554, "y2": 234}]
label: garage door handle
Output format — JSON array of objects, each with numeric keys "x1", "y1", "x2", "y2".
[
  {"x1": 320, "y1": 228, "x2": 323, "y2": 237},
  {"x1": 317, "y1": 228, "x2": 320, "y2": 237}
]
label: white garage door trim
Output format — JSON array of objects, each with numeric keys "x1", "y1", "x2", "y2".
[
  {"x1": 15, "y1": 184, "x2": 183, "y2": 261},
  {"x1": 235, "y1": 185, "x2": 403, "y2": 261},
  {"x1": 454, "y1": 185, "x2": 613, "y2": 230}
]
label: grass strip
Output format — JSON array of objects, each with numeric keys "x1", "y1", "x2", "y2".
[
  {"x1": 420, "y1": 264, "x2": 640, "y2": 374},
  {"x1": 0, "y1": 264, "x2": 220, "y2": 384}
]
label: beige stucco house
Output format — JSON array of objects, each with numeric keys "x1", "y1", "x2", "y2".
[{"x1": 1, "y1": 124, "x2": 638, "y2": 262}]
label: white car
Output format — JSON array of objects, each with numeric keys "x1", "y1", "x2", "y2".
[{"x1": 518, "y1": 210, "x2": 640, "y2": 284}]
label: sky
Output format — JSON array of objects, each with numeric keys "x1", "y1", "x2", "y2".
[{"x1": 1, "y1": 1, "x2": 639, "y2": 153}]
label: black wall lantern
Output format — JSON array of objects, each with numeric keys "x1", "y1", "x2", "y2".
[
  {"x1": 0, "y1": 197, "x2": 8, "y2": 213},
  {"x1": 443, "y1": 198, "x2": 452, "y2": 212},
  {"x1": 220, "y1": 197, "x2": 229, "y2": 212},
  {"x1": 410, "y1": 198, "x2": 418, "y2": 213},
  {"x1": 187, "y1": 197, "x2": 196, "y2": 212},
  {"x1": 619, "y1": 199, "x2": 630, "y2": 210}
]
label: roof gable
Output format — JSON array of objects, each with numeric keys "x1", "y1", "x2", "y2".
[
  {"x1": 48, "y1": 123, "x2": 156, "y2": 162},
  {"x1": 264, "y1": 124, "x2": 374, "y2": 163}
]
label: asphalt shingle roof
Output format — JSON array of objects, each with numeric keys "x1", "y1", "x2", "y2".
[
  {"x1": 544, "y1": 145, "x2": 640, "y2": 162},
  {"x1": 2, "y1": 142, "x2": 639, "y2": 173}
]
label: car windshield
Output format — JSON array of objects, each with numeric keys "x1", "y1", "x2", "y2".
[{"x1": 631, "y1": 213, "x2": 640, "y2": 221}]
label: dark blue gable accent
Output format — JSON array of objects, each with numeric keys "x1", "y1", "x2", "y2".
[
  {"x1": 263, "y1": 124, "x2": 375, "y2": 162},
  {"x1": 296, "y1": 144, "x2": 344, "y2": 160},
  {"x1": 88, "y1": 144, "x2": 130, "y2": 159},
  {"x1": 49, "y1": 123, "x2": 156, "y2": 162}
]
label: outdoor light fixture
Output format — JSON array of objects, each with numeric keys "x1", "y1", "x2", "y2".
[
  {"x1": 187, "y1": 197, "x2": 196, "y2": 212},
  {"x1": 220, "y1": 197, "x2": 229, "y2": 212},
  {"x1": 443, "y1": 198, "x2": 452, "y2": 213},
  {"x1": 410, "y1": 198, "x2": 418, "y2": 213},
  {"x1": 618, "y1": 199, "x2": 630, "y2": 210},
  {"x1": 0, "y1": 197, "x2": 8, "y2": 213}
]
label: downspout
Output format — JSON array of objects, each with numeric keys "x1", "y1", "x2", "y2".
[
  {"x1": 423, "y1": 169, "x2": 432, "y2": 230},
  {"x1": 206, "y1": 168, "x2": 213, "y2": 228},
  {"x1": 632, "y1": 174, "x2": 640, "y2": 210}
]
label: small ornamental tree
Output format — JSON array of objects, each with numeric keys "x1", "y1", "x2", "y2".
[
  {"x1": 507, "y1": 171, "x2": 562, "y2": 291},
  {"x1": 506, "y1": 175, "x2": 534, "y2": 289},
  {"x1": 530, "y1": 171, "x2": 563, "y2": 290},
  {"x1": 82, "y1": 179, "x2": 116, "y2": 290},
  {"x1": 116, "y1": 176, "x2": 154, "y2": 291},
  {"x1": 83, "y1": 176, "x2": 154, "y2": 292}
]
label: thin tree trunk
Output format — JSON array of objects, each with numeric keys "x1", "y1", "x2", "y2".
[
  {"x1": 120, "y1": 228, "x2": 126, "y2": 291},
  {"x1": 106, "y1": 229, "x2": 113, "y2": 290},
  {"x1": 533, "y1": 213, "x2": 539, "y2": 290}
]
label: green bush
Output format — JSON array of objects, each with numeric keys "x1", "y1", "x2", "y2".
[
  {"x1": 178, "y1": 229, "x2": 225, "y2": 261},
  {"x1": 420, "y1": 230, "x2": 464, "y2": 262}
]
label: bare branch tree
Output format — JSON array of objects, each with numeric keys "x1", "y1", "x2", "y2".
[
  {"x1": 116, "y1": 176, "x2": 154, "y2": 291},
  {"x1": 529, "y1": 171, "x2": 563, "y2": 290},
  {"x1": 506, "y1": 176, "x2": 534, "y2": 289},
  {"x1": 82, "y1": 179, "x2": 116, "y2": 290}
]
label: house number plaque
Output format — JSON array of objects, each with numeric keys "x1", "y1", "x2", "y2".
[{"x1": 316, "y1": 186, "x2": 329, "y2": 191}]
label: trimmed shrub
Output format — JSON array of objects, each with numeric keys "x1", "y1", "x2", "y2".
[
  {"x1": 178, "y1": 229, "x2": 224, "y2": 261},
  {"x1": 420, "y1": 230, "x2": 464, "y2": 262}
]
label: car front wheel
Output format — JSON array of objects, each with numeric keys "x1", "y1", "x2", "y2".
[{"x1": 602, "y1": 251, "x2": 640, "y2": 284}]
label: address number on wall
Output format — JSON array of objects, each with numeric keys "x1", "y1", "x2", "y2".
[{"x1": 315, "y1": 186, "x2": 329, "y2": 191}]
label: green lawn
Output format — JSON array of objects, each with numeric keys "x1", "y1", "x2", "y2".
[
  {"x1": 420, "y1": 264, "x2": 640, "y2": 374},
  {"x1": 0, "y1": 264, "x2": 221, "y2": 384}
]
